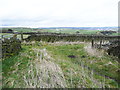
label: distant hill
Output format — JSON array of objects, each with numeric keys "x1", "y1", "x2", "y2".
[
  {"x1": 38, "y1": 27, "x2": 118, "y2": 31},
  {"x1": 0, "y1": 26, "x2": 118, "y2": 31}
]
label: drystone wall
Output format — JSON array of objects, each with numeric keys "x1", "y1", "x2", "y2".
[
  {"x1": 106, "y1": 41, "x2": 120, "y2": 60},
  {"x1": 24, "y1": 33, "x2": 120, "y2": 59},
  {"x1": 1, "y1": 37, "x2": 21, "y2": 58},
  {"x1": 24, "y1": 33, "x2": 119, "y2": 42}
]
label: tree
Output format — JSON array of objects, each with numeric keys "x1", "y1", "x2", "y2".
[{"x1": 76, "y1": 31, "x2": 80, "y2": 34}]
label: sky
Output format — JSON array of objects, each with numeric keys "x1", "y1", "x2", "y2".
[{"x1": 0, "y1": 0, "x2": 119, "y2": 27}]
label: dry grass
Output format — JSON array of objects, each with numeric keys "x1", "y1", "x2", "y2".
[{"x1": 23, "y1": 48, "x2": 67, "y2": 88}]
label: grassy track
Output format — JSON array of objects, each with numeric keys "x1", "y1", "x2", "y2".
[{"x1": 2, "y1": 41, "x2": 119, "y2": 88}]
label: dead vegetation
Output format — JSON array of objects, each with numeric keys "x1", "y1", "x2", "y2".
[
  {"x1": 23, "y1": 48, "x2": 67, "y2": 88},
  {"x1": 84, "y1": 43, "x2": 104, "y2": 57}
]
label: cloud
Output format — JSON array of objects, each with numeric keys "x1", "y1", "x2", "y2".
[{"x1": 0, "y1": 0, "x2": 119, "y2": 27}]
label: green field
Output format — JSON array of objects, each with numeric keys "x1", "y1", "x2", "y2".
[
  {"x1": 0, "y1": 33, "x2": 30, "y2": 40},
  {"x1": 2, "y1": 41, "x2": 119, "y2": 88},
  {"x1": 38, "y1": 29, "x2": 99, "y2": 34},
  {"x1": 1, "y1": 28, "x2": 34, "y2": 33},
  {"x1": 1, "y1": 27, "x2": 119, "y2": 35},
  {"x1": 1, "y1": 28, "x2": 119, "y2": 88}
]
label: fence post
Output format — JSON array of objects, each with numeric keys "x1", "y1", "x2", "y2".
[
  {"x1": 21, "y1": 32, "x2": 23, "y2": 41},
  {"x1": 100, "y1": 40, "x2": 102, "y2": 49},
  {"x1": 13, "y1": 34, "x2": 17, "y2": 39},
  {"x1": 1, "y1": 35, "x2": 3, "y2": 39},
  {"x1": 91, "y1": 38, "x2": 94, "y2": 48}
]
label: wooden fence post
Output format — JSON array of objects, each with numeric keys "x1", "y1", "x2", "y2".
[
  {"x1": 1, "y1": 35, "x2": 3, "y2": 39},
  {"x1": 13, "y1": 34, "x2": 17, "y2": 39},
  {"x1": 21, "y1": 32, "x2": 23, "y2": 41},
  {"x1": 91, "y1": 38, "x2": 94, "y2": 48},
  {"x1": 100, "y1": 40, "x2": 102, "y2": 49}
]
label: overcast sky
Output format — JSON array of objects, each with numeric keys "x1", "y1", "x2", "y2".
[{"x1": 0, "y1": 0, "x2": 119, "y2": 27}]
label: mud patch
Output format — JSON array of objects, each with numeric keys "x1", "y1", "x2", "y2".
[{"x1": 68, "y1": 55, "x2": 76, "y2": 59}]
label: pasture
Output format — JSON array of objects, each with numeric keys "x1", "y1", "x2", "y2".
[
  {"x1": 1, "y1": 27, "x2": 119, "y2": 35},
  {"x1": 1, "y1": 28, "x2": 120, "y2": 88},
  {"x1": 1, "y1": 40, "x2": 120, "y2": 88}
]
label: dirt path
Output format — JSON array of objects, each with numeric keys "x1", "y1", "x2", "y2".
[{"x1": 24, "y1": 48, "x2": 67, "y2": 88}]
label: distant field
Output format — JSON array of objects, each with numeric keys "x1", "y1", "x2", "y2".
[
  {"x1": 0, "y1": 33, "x2": 30, "y2": 40},
  {"x1": 36, "y1": 29, "x2": 100, "y2": 34},
  {"x1": 0, "y1": 28, "x2": 119, "y2": 35},
  {"x1": 33, "y1": 29, "x2": 119, "y2": 35},
  {"x1": 1, "y1": 28, "x2": 34, "y2": 33}
]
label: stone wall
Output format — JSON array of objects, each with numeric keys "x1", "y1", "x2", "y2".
[
  {"x1": 1, "y1": 37, "x2": 21, "y2": 58},
  {"x1": 106, "y1": 40, "x2": 120, "y2": 60},
  {"x1": 24, "y1": 33, "x2": 119, "y2": 42}
]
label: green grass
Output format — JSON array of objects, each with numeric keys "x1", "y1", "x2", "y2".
[
  {"x1": 1, "y1": 28, "x2": 100, "y2": 34},
  {"x1": 39, "y1": 29, "x2": 99, "y2": 34},
  {"x1": 1, "y1": 28, "x2": 34, "y2": 33},
  {"x1": 2, "y1": 42, "x2": 119, "y2": 88},
  {"x1": 2, "y1": 45, "x2": 36, "y2": 88},
  {"x1": 45, "y1": 44, "x2": 119, "y2": 88},
  {"x1": 1, "y1": 28, "x2": 119, "y2": 36},
  {"x1": 111, "y1": 33, "x2": 120, "y2": 36}
]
